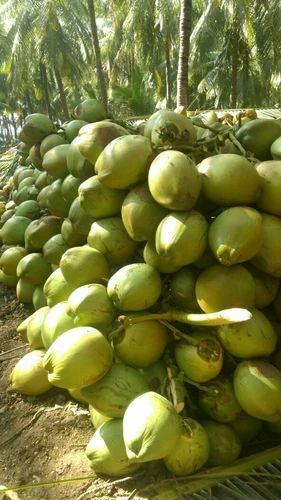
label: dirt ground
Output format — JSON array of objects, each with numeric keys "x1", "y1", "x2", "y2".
[{"x1": 0, "y1": 284, "x2": 157, "y2": 500}]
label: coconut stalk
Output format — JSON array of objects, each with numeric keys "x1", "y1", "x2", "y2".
[
  {"x1": 119, "y1": 308, "x2": 252, "y2": 328},
  {"x1": 136, "y1": 445, "x2": 281, "y2": 499}
]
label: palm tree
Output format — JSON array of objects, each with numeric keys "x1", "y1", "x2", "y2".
[
  {"x1": 87, "y1": 0, "x2": 108, "y2": 112},
  {"x1": 1, "y1": 0, "x2": 91, "y2": 120},
  {"x1": 177, "y1": 0, "x2": 192, "y2": 108},
  {"x1": 188, "y1": 0, "x2": 281, "y2": 109}
]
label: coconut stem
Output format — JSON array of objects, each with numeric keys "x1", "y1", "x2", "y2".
[
  {"x1": 160, "y1": 320, "x2": 199, "y2": 346},
  {"x1": 119, "y1": 308, "x2": 252, "y2": 328},
  {"x1": 107, "y1": 325, "x2": 124, "y2": 342}
]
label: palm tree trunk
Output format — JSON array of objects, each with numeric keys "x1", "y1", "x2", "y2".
[
  {"x1": 177, "y1": 0, "x2": 192, "y2": 108},
  {"x1": 25, "y1": 90, "x2": 33, "y2": 114},
  {"x1": 11, "y1": 112, "x2": 17, "y2": 138},
  {"x1": 87, "y1": 0, "x2": 108, "y2": 113},
  {"x1": 165, "y1": 28, "x2": 172, "y2": 109},
  {"x1": 230, "y1": 1, "x2": 239, "y2": 108},
  {"x1": 40, "y1": 63, "x2": 53, "y2": 120},
  {"x1": 54, "y1": 65, "x2": 70, "y2": 120}
]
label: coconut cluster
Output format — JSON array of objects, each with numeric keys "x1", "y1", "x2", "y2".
[{"x1": 1, "y1": 101, "x2": 281, "y2": 477}]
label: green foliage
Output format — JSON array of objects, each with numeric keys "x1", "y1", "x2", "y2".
[{"x1": 0, "y1": 0, "x2": 280, "y2": 138}]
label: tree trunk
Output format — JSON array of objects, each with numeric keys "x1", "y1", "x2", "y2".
[
  {"x1": 230, "y1": 1, "x2": 239, "y2": 108},
  {"x1": 177, "y1": 0, "x2": 192, "y2": 108},
  {"x1": 87, "y1": 0, "x2": 108, "y2": 113},
  {"x1": 54, "y1": 65, "x2": 70, "y2": 120},
  {"x1": 165, "y1": 28, "x2": 172, "y2": 109},
  {"x1": 40, "y1": 63, "x2": 53, "y2": 120},
  {"x1": 25, "y1": 90, "x2": 33, "y2": 114},
  {"x1": 11, "y1": 112, "x2": 17, "y2": 138}
]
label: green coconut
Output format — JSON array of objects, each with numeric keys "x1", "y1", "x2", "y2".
[
  {"x1": 195, "y1": 264, "x2": 255, "y2": 313},
  {"x1": 113, "y1": 320, "x2": 170, "y2": 368},
  {"x1": 73, "y1": 98, "x2": 106, "y2": 122},
  {"x1": 251, "y1": 213, "x2": 281, "y2": 277},
  {"x1": 10, "y1": 350, "x2": 52, "y2": 396},
  {"x1": 198, "y1": 376, "x2": 242, "y2": 422},
  {"x1": 0, "y1": 216, "x2": 31, "y2": 245},
  {"x1": 16, "y1": 252, "x2": 52, "y2": 285},
  {"x1": 143, "y1": 109, "x2": 164, "y2": 139},
  {"x1": 203, "y1": 421, "x2": 241, "y2": 466},
  {"x1": 143, "y1": 239, "x2": 182, "y2": 274},
  {"x1": 67, "y1": 283, "x2": 116, "y2": 330},
  {"x1": 34, "y1": 171, "x2": 50, "y2": 190},
  {"x1": 17, "y1": 167, "x2": 36, "y2": 185},
  {"x1": 68, "y1": 197, "x2": 96, "y2": 235},
  {"x1": 74, "y1": 121, "x2": 129, "y2": 165},
  {"x1": 43, "y1": 268, "x2": 75, "y2": 307},
  {"x1": 43, "y1": 326, "x2": 113, "y2": 389},
  {"x1": 37, "y1": 185, "x2": 51, "y2": 209},
  {"x1": 233, "y1": 361, "x2": 281, "y2": 421},
  {"x1": 87, "y1": 217, "x2": 137, "y2": 265},
  {"x1": 208, "y1": 207, "x2": 263, "y2": 266},
  {"x1": 15, "y1": 200, "x2": 41, "y2": 220},
  {"x1": 235, "y1": 118, "x2": 281, "y2": 160},
  {"x1": 17, "y1": 316, "x2": 31, "y2": 342},
  {"x1": 175, "y1": 333, "x2": 224, "y2": 383},
  {"x1": 96, "y1": 135, "x2": 153, "y2": 189},
  {"x1": 40, "y1": 133, "x2": 67, "y2": 157},
  {"x1": 24, "y1": 215, "x2": 62, "y2": 251},
  {"x1": 0, "y1": 246, "x2": 27, "y2": 276},
  {"x1": 140, "y1": 361, "x2": 167, "y2": 392},
  {"x1": 147, "y1": 110, "x2": 197, "y2": 148},
  {"x1": 256, "y1": 160, "x2": 281, "y2": 216},
  {"x1": 33, "y1": 286, "x2": 48, "y2": 310},
  {"x1": 86, "y1": 419, "x2": 140, "y2": 477},
  {"x1": 217, "y1": 308, "x2": 277, "y2": 358},
  {"x1": 29, "y1": 144, "x2": 43, "y2": 169},
  {"x1": 42, "y1": 144, "x2": 70, "y2": 179},
  {"x1": 18, "y1": 113, "x2": 56, "y2": 145},
  {"x1": 64, "y1": 120, "x2": 87, "y2": 142},
  {"x1": 66, "y1": 141, "x2": 94, "y2": 179},
  {"x1": 230, "y1": 413, "x2": 263, "y2": 444},
  {"x1": 0, "y1": 209, "x2": 15, "y2": 226},
  {"x1": 17, "y1": 142, "x2": 30, "y2": 157},
  {"x1": 45, "y1": 179, "x2": 71, "y2": 217},
  {"x1": 123, "y1": 391, "x2": 182, "y2": 463},
  {"x1": 89, "y1": 406, "x2": 111, "y2": 428},
  {"x1": 60, "y1": 218, "x2": 86, "y2": 246},
  {"x1": 13, "y1": 166, "x2": 32, "y2": 188},
  {"x1": 107, "y1": 263, "x2": 162, "y2": 311},
  {"x1": 41, "y1": 301, "x2": 75, "y2": 349},
  {"x1": 42, "y1": 234, "x2": 69, "y2": 266},
  {"x1": 60, "y1": 245, "x2": 109, "y2": 288},
  {"x1": 164, "y1": 418, "x2": 210, "y2": 476},
  {"x1": 26, "y1": 306, "x2": 49, "y2": 349},
  {"x1": 148, "y1": 150, "x2": 201, "y2": 210},
  {"x1": 17, "y1": 176, "x2": 35, "y2": 190},
  {"x1": 0, "y1": 270, "x2": 18, "y2": 287},
  {"x1": 121, "y1": 183, "x2": 168, "y2": 241},
  {"x1": 79, "y1": 175, "x2": 126, "y2": 219},
  {"x1": 61, "y1": 175, "x2": 81, "y2": 205},
  {"x1": 13, "y1": 185, "x2": 39, "y2": 205},
  {"x1": 270, "y1": 135, "x2": 281, "y2": 160},
  {"x1": 68, "y1": 387, "x2": 90, "y2": 404},
  {"x1": 16, "y1": 278, "x2": 37, "y2": 304},
  {"x1": 81, "y1": 364, "x2": 149, "y2": 418},
  {"x1": 155, "y1": 211, "x2": 208, "y2": 268},
  {"x1": 170, "y1": 267, "x2": 200, "y2": 311},
  {"x1": 197, "y1": 154, "x2": 261, "y2": 206}
]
